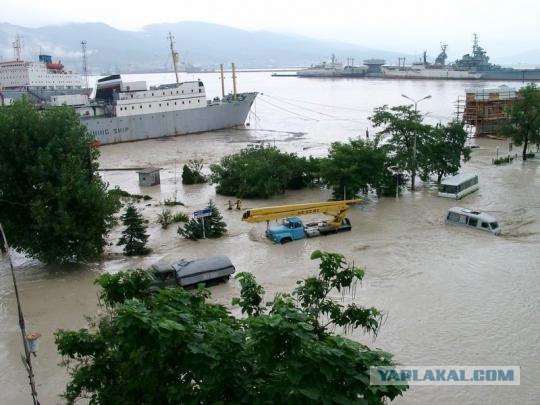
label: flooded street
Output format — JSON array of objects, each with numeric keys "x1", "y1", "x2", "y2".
[{"x1": 1, "y1": 73, "x2": 539, "y2": 404}]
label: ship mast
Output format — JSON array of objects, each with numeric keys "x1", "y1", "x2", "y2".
[
  {"x1": 167, "y1": 32, "x2": 180, "y2": 85},
  {"x1": 13, "y1": 35, "x2": 22, "y2": 61},
  {"x1": 473, "y1": 33, "x2": 479, "y2": 53}
]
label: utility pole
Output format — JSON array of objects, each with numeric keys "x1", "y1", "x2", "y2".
[
  {"x1": 167, "y1": 32, "x2": 180, "y2": 85},
  {"x1": 81, "y1": 40, "x2": 89, "y2": 90},
  {"x1": 401, "y1": 94, "x2": 432, "y2": 191},
  {"x1": 0, "y1": 224, "x2": 39, "y2": 405}
]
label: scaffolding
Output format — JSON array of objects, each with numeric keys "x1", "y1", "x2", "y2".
[{"x1": 462, "y1": 85, "x2": 517, "y2": 137}]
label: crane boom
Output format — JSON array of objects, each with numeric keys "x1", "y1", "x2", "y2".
[{"x1": 242, "y1": 199, "x2": 362, "y2": 226}]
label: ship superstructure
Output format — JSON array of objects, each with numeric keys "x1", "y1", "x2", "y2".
[
  {"x1": 383, "y1": 35, "x2": 540, "y2": 81},
  {"x1": 297, "y1": 54, "x2": 367, "y2": 78},
  {"x1": 383, "y1": 43, "x2": 481, "y2": 80},
  {"x1": 0, "y1": 35, "x2": 90, "y2": 104}
]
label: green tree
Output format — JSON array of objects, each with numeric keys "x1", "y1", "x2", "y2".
[
  {"x1": 178, "y1": 200, "x2": 227, "y2": 240},
  {"x1": 370, "y1": 105, "x2": 429, "y2": 191},
  {"x1": 56, "y1": 251, "x2": 407, "y2": 404},
  {"x1": 117, "y1": 204, "x2": 150, "y2": 256},
  {"x1": 418, "y1": 120, "x2": 471, "y2": 184},
  {"x1": 181, "y1": 159, "x2": 207, "y2": 185},
  {"x1": 319, "y1": 137, "x2": 391, "y2": 199},
  {"x1": 209, "y1": 144, "x2": 316, "y2": 198},
  {"x1": 0, "y1": 99, "x2": 120, "y2": 263},
  {"x1": 504, "y1": 83, "x2": 540, "y2": 160}
]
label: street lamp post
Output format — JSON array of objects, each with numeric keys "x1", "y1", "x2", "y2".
[{"x1": 401, "y1": 94, "x2": 431, "y2": 191}]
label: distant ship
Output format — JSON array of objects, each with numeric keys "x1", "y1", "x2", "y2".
[
  {"x1": 297, "y1": 54, "x2": 367, "y2": 78},
  {"x1": 0, "y1": 36, "x2": 91, "y2": 105},
  {"x1": 74, "y1": 34, "x2": 257, "y2": 145},
  {"x1": 383, "y1": 35, "x2": 540, "y2": 81}
]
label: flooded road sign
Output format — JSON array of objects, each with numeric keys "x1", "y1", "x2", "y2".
[{"x1": 193, "y1": 208, "x2": 212, "y2": 218}]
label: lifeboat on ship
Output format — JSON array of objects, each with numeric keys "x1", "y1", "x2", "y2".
[{"x1": 46, "y1": 62, "x2": 64, "y2": 70}]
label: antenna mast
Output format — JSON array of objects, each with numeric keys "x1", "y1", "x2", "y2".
[
  {"x1": 13, "y1": 35, "x2": 22, "y2": 61},
  {"x1": 81, "y1": 41, "x2": 89, "y2": 89},
  {"x1": 167, "y1": 32, "x2": 180, "y2": 85}
]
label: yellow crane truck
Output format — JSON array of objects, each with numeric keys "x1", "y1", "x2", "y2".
[{"x1": 241, "y1": 199, "x2": 361, "y2": 244}]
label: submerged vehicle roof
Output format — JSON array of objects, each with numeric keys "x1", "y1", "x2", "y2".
[
  {"x1": 441, "y1": 173, "x2": 478, "y2": 186},
  {"x1": 448, "y1": 207, "x2": 497, "y2": 223},
  {"x1": 171, "y1": 255, "x2": 234, "y2": 277},
  {"x1": 151, "y1": 255, "x2": 234, "y2": 277}
]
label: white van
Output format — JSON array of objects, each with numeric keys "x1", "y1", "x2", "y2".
[
  {"x1": 445, "y1": 207, "x2": 501, "y2": 235},
  {"x1": 438, "y1": 173, "x2": 479, "y2": 200}
]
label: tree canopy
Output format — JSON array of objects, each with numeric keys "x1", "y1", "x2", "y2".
[
  {"x1": 418, "y1": 120, "x2": 471, "y2": 184},
  {"x1": 370, "y1": 105, "x2": 429, "y2": 191},
  {"x1": 56, "y1": 250, "x2": 407, "y2": 404},
  {"x1": 0, "y1": 99, "x2": 120, "y2": 263},
  {"x1": 209, "y1": 144, "x2": 318, "y2": 198},
  {"x1": 504, "y1": 83, "x2": 540, "y2": 160},
  {"x1": 117, "y1": 204, "x2": 150, "y2": 256},
  {"x1": 319, "y1": 138, "x2": 395, "y2": 199}
]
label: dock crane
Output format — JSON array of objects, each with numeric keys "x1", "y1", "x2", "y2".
[{"x1": 241, "y1": 199, "x2": 362, "y2": 244}]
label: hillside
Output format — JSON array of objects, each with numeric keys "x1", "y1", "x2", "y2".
[{"x1": 0, "y1": 21, "x2": 407, "y2": 73}]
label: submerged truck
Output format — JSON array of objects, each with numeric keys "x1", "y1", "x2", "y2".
[
  {"x1": 241, "y1": 200, "x2": 361, "y2": 244},
  {"x1": 150, "y1": 255, "x2": 235, "y2": 288}
]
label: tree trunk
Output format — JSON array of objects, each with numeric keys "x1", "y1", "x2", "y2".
[
  {"x1": 523, "y1": 134, "x2": 529, "y2": 161},
  {"x1": 411, "y1": 171, "x2": 416, "y2": 191}
]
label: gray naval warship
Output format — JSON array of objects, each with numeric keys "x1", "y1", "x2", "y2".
[
  {"x1": 383, "y1": 34, "x2": 540, "y2": 81},
  {"x1": 76, "y1": 33, "x2": 256, "y2": 145}
]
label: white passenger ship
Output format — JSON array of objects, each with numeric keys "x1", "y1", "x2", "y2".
[{"x1": 0, "y1": 36, "x2": 90, "y2": 105}]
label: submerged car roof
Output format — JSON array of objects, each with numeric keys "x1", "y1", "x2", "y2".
[
  {"x1": 172, "y1": 255, "x2": 234, "y2": 277},
  {"x1": 448, "y1": 207, "x2": 497, "y2": 223},
  {"x1": 441, "y1": 173, "x2": 478, "y2": 186}
]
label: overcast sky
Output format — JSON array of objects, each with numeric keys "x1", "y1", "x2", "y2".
[{"x1": 1, "y1": 0, "x2": 539, "y2": 57}]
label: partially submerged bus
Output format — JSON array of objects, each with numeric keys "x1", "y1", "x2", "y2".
[
  {"x1": 438, "y1": 173, "x2": 479, "y2": 200},
  {"x1": 445, "y1": 207, "x2": 501, "y2": 235}
]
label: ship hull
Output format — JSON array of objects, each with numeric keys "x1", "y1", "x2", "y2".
[
  {"x1": 383, "y1": 68, "x2": 481, "y2": 80},
  {"x1": 478, "y1": 70, "x2": 540, "y2": 81},
  {"x1": 382, "y1": 68, "x2": 540, "y2": 81},
  {"x1": 1, "y1": 87, "x2": 92, "y2": 102},
  {"x1": 81, "y1": 92, "x2": 257, "y2": 145}
]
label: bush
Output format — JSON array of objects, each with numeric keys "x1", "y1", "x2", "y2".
[
  {"x1": 172, "y1": 212, "x2": 189, "y2": 223},
  {"x1": 182, "y1": 159, "x2": 207, "y2": 185},
  {"x1": 164, "y1": 197, "x2": 184, "y2": 206},
  {"x1": 493, "y1": 155, "x2": 513, "y2": 165},
  {"x1": 157, "y1": 208, "x2": 173, "y2": 229},
  {"x1": 209, "y1": 144, "x2": 318, "y2": 198}
]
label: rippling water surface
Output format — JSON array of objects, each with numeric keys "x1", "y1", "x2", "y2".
[{"x1": 1, "y1": 72, "x2": 539, "y2": 404}]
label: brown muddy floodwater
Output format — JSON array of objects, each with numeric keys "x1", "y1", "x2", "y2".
[{"x1": 1, "y1": 74, "x2": 539, "y2": 404}]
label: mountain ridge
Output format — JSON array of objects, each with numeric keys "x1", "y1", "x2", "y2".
[{"x1": 0, "y1": 21, "x2": 410, "y2": 72}]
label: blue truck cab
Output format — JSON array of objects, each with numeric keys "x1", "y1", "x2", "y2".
[{"x1": 266, "y1": 217, "x2": 306, "y2": 244}]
